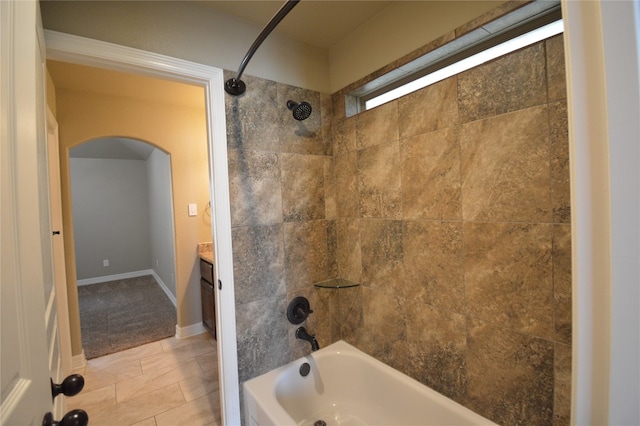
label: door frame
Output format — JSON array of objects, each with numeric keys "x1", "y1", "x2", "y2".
[
  {"x1": 46, "y1": 105, "x2": 73, "y2": 381},
  {"x1": 44, "y1": 30, "x2": 241, "y2": 424},
  {"x1": 562, "y1": 0, "x2": 640, "y2": 423}
]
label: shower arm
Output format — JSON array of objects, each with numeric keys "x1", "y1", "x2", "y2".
[{"x1": 224, "y1": 0, "x2": 301, "y2": 96}]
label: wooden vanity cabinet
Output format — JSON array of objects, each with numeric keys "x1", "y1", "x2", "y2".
[{"x1": 199, "y1": 259, "x2": 216, "y2": 340}]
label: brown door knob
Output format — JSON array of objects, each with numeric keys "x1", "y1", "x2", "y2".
[
  {"x1": 51, "y1": 374, "x2": 84, "y2": 399},
  {"x1": 42, "y1": 409, "x2": 88, "y2": 426}
]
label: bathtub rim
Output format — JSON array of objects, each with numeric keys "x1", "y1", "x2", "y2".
[{"x1": 243, "y1": 340, "x2": 498, "y2": 426}]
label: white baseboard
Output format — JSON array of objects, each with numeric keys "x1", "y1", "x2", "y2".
[
  {"x1": 176, "y1": 322, "x2": 207, "y2": 340},
  {"x1": 77, "y1": 269, "x2": 154, "y2": 286},
  {"x1": 150, "y1": 270, "x2": 177, "y2": 307},
  {"x1": 77, "y1": 269, "x2": 177, "y2": 307},
  {"x1": 72, "y1": 350, "x2": 87, "y2": 369}
]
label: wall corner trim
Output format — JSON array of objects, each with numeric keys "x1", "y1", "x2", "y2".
[
  {"x1": 175, "y1": 323, "x2": 208, "y2": 340},
  {"x1": 71, "y1": 350, "x2": 87, "y2": 369}
]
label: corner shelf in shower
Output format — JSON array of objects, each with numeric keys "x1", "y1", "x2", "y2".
[{"x1": 314, "y1": 278, "x2": 359, "y2": 289}]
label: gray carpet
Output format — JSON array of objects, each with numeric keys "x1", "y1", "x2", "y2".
[{"x1": 78, "y1": 275, "x2": 176, "y2": 359}]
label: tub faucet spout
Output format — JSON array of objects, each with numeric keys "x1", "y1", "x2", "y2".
[{"x1": 296, "y1": 327, "x2": 320, "y2": 351}]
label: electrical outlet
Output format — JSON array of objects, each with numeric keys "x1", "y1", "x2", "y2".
[{"x1": 103, "y1": 259, "x2": 109, "y2": 267}]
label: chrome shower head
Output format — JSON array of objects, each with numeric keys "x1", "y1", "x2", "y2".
[{"x1": 286, "y1": 100, "x2": 312, "y2": 121}]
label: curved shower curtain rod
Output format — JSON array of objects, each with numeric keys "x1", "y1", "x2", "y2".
[{"x1": 224, "y1": 0, "x2": 301, "y2": 96}]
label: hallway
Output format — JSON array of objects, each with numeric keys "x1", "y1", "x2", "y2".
[{"x1": 67, "y1": 333, "x2": 220, "y2": 425}]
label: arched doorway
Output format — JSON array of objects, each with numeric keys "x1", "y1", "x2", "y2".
[
  {"x1": 69, "y1": 137, "x2": 177, "y2": 358},
  {"x1": 46, "y1": 32, "x2": 241, "y2": 423}
]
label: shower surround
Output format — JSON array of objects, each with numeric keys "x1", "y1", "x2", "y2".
[{"x1": 226, "y1": 32, "x2": 570, "y2": 426}]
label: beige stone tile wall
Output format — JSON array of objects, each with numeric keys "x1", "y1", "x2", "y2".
[
  {"x1": 225, "y1": 73, "x2": 337, "y2": 382},
  {"x1": 225, "y1": 29, "x2": 570, "y2": 426},
  {"x1": 329, "y1": 34, "x2": 571, "y2": 426}
]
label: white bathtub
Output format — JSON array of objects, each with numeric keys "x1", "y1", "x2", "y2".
[{"x1": 243, "y1": 340, "x2": 497, "y2": 426}]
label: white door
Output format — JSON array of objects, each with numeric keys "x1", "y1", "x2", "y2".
[{"x1": 1, "y1": 1, "x2": 64, "y2": 424}]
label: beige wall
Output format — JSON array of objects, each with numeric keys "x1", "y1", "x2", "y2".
[
  {"x1": 328, "y1": 0, "x2": 505, "y2": 92},
  {"x1": 40, "y1": 0, "x2": 329, "y2": 93},
  {"x1": 54, "y1": 87, "x2": 210, "y2": 355},
  {"x1": 40, "y1": 1, "x2": 507, "y2": 94}
]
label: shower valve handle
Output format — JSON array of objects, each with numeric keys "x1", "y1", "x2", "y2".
[{"x1": 287, "y1": 296, "x2": 313, "y2": 324}]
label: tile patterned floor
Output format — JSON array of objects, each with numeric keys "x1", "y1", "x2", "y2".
[{"x1": 67, "y1": 333, "x2": 220, "y2": 426}]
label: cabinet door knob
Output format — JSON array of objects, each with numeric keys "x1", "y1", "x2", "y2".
[
  {"x1": 42, "y1": 409, "x2": 88, "y2": 426},
  {"x1": 51, "y1": 374, "x2": 84, "y2": 399}
]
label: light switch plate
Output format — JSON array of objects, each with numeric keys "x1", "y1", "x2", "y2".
[{"x1": 188, "y1": 203, "x2": 197, "y2": 216}]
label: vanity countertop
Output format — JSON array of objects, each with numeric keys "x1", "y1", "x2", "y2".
[{"x1": 198, "y1": 242, "x2": 214, "y2": 264}]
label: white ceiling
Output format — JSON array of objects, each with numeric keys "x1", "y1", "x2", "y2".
[{"x1": 196, "y1": 1, "x2": 393, "y2": 49}]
